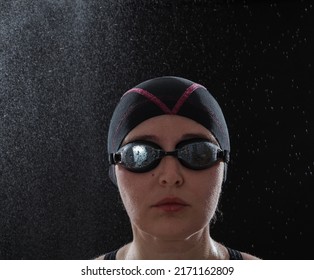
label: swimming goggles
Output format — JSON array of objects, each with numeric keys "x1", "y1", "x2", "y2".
[{"x1": 109, "y1": 138, "x2": 229, "y2": 172}]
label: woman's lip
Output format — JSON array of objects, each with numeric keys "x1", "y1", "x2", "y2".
[
  {"x1": 152, "y1": 197, "x2": 189, "y2": 207},
  {"x1": 154, "y1": 204, "x2": 187, "y2": 212}
]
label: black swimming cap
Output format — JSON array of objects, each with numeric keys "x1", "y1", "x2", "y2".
[{"x1": 107, "y1": 76, "x2": 230, "y2": 184}]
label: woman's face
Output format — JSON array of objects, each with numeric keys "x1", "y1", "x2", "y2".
[{"x1": 115, "y1": 115, "x2": 224, "y2": 240}]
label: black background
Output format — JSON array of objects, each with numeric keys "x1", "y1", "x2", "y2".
[{"x1": 0, "y1": 0, "x2": 313, "y2": 259}]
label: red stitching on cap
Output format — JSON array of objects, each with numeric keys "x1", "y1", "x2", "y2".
[
  {"x1": 123, "y1": 83, "x2": 205, "y2": 114},
  {"x1": 123, "y1": 88, "x2": 172, "y2": 114},
  {"x1": 172, "y1": 83, "x2": 205, "y2": 114}
]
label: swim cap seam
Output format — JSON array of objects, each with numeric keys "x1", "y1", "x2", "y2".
[
  {"x1": 123, "y1": 88, "x2": 172, "y2": 114},
  {"x1": 123, "y1": 83, "x2": 205, "y2": 115},
  {"x1": 172, "y1": 83, "x2": 206, "y2": 114}
]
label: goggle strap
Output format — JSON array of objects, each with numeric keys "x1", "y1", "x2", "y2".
[
  {"x1": 220, "y1": 150, "x2": 230, "y2": 163},
  {"x1": 108, "y1": 153, "x2": 121, "y2": 164},
  {"x1": 108, "y1": 153, "x2": 114, "y2": 164}
]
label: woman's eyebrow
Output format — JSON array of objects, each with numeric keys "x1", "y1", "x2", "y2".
[
  {"x1": 123, "y1": 134, "x2": 160, "y2": 144},
  {"x1": 180, "y1": 133, "x2": 218, "y2": 144},
  {"x1": 124, "y1": 133, "x2": 218, "y2": 145}
]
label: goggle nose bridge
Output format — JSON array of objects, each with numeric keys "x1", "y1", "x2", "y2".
[{"x1": 158, "y1": 149, "x2": 179, "y2": 159}]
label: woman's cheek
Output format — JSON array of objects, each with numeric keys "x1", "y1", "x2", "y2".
[{"x1": 116, "y1": 167, "x2": 148, "y2": 218}]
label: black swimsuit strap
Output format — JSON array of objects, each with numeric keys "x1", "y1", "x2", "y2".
[
  {"x1": 226, "y1": 247, "x2": 243, "y2": 260},
  {"x1": 103, "y1": 247, "x2": 243, "y2": 260},
  {"x1": 103, "y1": 249, "x2": 118, "y2": 260}
]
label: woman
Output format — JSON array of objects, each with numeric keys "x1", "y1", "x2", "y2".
[{"x1": 97, "y1": 76, "x2": 259, "y2": 260}]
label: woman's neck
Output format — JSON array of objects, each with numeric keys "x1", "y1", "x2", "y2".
[{"x1": 118, "y1": 226, "x2": 224, "y2": 260}]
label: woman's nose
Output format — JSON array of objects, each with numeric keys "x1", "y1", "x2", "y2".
[{"x1": 157, "y1": 155, "x2": 184, "y2": 187}]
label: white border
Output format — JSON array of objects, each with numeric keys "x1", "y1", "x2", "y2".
[{"x1": 0, "y1": 260, "x2": 313, "y2": 280}]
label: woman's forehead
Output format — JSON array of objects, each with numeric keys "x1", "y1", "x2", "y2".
[{"x1": 123, "y1": 115, "x2": 218, "y2": 145}]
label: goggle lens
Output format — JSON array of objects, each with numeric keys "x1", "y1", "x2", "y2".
[
  {"x1": 109, "y1": 139, "x2": 229, "y2": 172},
  {"x1": 177, "y1": 141, "x2": 219, "y2": 169},
  {"x1": 118, "y1": 143, "x2": 160, "y2": 171}
]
